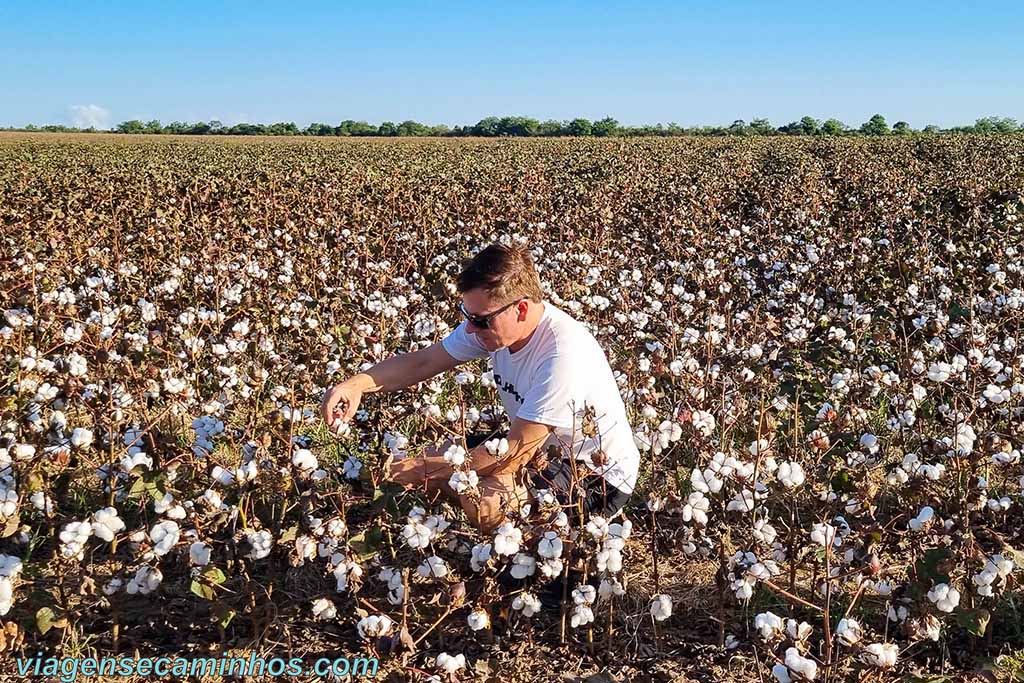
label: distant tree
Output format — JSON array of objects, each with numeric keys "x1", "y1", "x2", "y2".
[
  {"x1": 777, "y1": 120, "x2": 803, "y2": 136},
  {"x1": 799, "y1": 116, "x2": 821, "y2": 135},
  {"x1": 494, "y1": 116, "x2": 540, "y2": 136},
  {"x1": 116, "y1": 120, "x2": 146, "y2": 134},
  {"x1": 592, "y1": 117, "x2": 619, "y2": 137},
  {"x1": 472, "y1": 117, "x2": 502, "y2": 136},
  {"x1": 377, "y1": 121, "x2": 398, "y2": 136},
  {"x1": 922, "y1": 124, "x2": 941, "y2": 134},
  {"x1": 973, "y1": 116, "x2": 1019, "y2": 133},
  {"x1": 335, "y1": 120, "x2": 376, "y2": 136},
  {"x1": 304, "y1": 122, "x2": 334, "y2": 136},
  {"x1": 264, "y1": 122, "x2": 299, "y2": 136},
  {"x1": 144, "y1": 120, "x2": 163, "y2": 134},
  {"x1": 993, "y1": 117, "x2": 1019, "y2": 133},
  {"x1": 892, "y1": 121, "x2": 913, "y2": 135},
  {"x1": 186, "y1": 121, "x2": 212, "y2": 135},
  {"x1": 859, "y1": 114, "x2": 890, "y2": 135},
  {"x1": 209, "y1": 120, "x2": 225, "y2": 134},
  {"x1": 538, "y1": 120, "x2": 564, "y2": 136},
  {"x1": 821, "y1": 118, "x2": 848, "y2": 136},
  {"x1": 727, "y1": 119, "x2": 749, "y2": 136},
  {"x1": 566, "y1": 118, "x2": 593, "y2": 136},
  {"x1": 749, "y1": 118, "x2": 774, "y2": 135},
  {"x1": 397, "y1": 120, "x2": 428, "y2": 136}
]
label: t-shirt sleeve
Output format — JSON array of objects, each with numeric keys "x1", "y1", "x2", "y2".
[
  {"x1": 440, "y1": 320, "x2": 489, "y2": 362},
  {"x1": 516, "y1": 351, "x2": 579, "y2": 430}
]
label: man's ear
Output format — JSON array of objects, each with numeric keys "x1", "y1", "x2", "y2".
[{"x1": 517, "y1": 299, "x2": 530, "y2": 321}]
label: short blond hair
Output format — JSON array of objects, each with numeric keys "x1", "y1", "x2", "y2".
[{"x1": 457, "y1": 243, "x2": 544, "y2": 304}]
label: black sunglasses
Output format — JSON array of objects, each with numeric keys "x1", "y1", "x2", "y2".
[{"x1": 459, "y1": 299, "x2": 524, "y2": 329}]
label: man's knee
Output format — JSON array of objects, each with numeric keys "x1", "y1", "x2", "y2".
[{"x1": 465, "y1": 493, "x2": 503, "y2": 533}]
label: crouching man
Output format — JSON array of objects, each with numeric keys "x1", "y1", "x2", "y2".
[{"x1": 320, "y1": 243, "x2": 640, "y2": 532}]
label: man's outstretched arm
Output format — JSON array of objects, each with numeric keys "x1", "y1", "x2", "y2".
[{"x1": 321, "y1": 342, "x2": 463, "y2": 424}]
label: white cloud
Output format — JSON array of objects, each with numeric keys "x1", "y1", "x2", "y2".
[{"x1": 69, "y1": 104, "x2": 111, "y2": 129}]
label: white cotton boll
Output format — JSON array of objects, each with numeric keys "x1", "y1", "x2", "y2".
[
  {"x1": 537, "y1": 531, "x2": 563, "y2": 559},
  {"x1": 540, "y1": 557, "x2": 564, "y2": 578},
  {"x1": 927, "y1": 583, "x2": 960, "y2": 612},
  {"x1": 0, "y1": 554, "x2": 22, "y2": 580},
  {"x1": 90, "y1": 507, "x2": 126, "y2": 543},
  {"x1": 599, "y1": 576, "x2": 626, "y2": 599},
  {"x1": 585, "y1": 515, "x2": 610, "y2": 540},
  {"x1": 786, "y1": 619, "x2": 813, "y2": 642},
  {"x1": 512, "y1": 592, "x2": 541, "y2": 617},
  {"x1": 908, "y1": 506, "x2": 934, "y2": 531},
  {"x1": 861, "y1": 642, "x2": 898, "y2": 668},
  {"x1": 483, "y1": 438, "x2": 510, "y2": 457},
  {"x1": 596, "y1": 548, "x2": 623, "y2": 574},
  {"x1": 649, "y1": 594, "x2": 672, "y2": 621},
  {"x1": 126, "y1": 566, "x2": 162, "y2": 595},
  {"x1": 447, "y1": 469, "x2": 479, "y2": 494},
  {"x1": 150, "y1": 520, "x2": 180, "y2": 556},
  {"x1": 0, "y1": 576, "x2": 13, "y2": 616},
  {"x1": 418, "y1": 555, "x2": 449, "y2": 578},
  {"x1": 784, "y1": 647, "x2": 818, "y2": 680},
  {"x1": 859, "y1": 433, "x2": 879, "y2": 454},
  {"x1": 291, "y1": 448, "x2": 318, "y2": 471},
  {"x1": 733, "y1": 577, "x2": 755, "y2": 601},
  {"x1": 493, "y1": 522, "x2": 523, "y2": 556},
  {"x1": 470, "y1": 542, "x2": 492, "y2": 572},
  {"x1": 773, "y1": 664, "x2": 792, "y2": 683},
  {"x1": 59, "y1": 520, "x2": 92, "y2": 559},
  {"x1": 245, "y1": 529, "x2": 274, "y2": 560},
  {"x1": 609, "y1": 519, "x2": 632, "y2": 539},
  {"x1": 13, "y1": 443, "x2": 35, "y2": 461},
  {"x1": 435, "y1": 652, "x2": 466, "y2": 675},
  {"x1": 811, "y1": 522, "x2": 840, "y2": 548},
  {"x1": 681, "y1": 491, "x2": 710, "y2": 526},
  {"x1": 210, "y1": 465, "x2": 235, "y2": 486},
  {"x1": 510, "y1": 553, "x2": 537, "y2": 579},
  {"x1": 311, "y1": 597, "x2": 337, "y2": 620},
  {"x1": 70, "y1": 427, "x2": 94, "y2": 449},
  {"x1": 753, "y1": 519, "x2": 777, "y2": 545},
  {"x1": 443, "y1": 444, "x2": 467, "y2": 465},
  {"x1": 777, "y1": 461, "x2": 805, "y2": 489},
  {"x1": 983, "y1": 384, "x2": 1011, "y2": 404},
  {"x1": 357, "y1": 614, "x2": 394, "y2": 640},
  {"x1": 467, "y1": 608, "x2": 490, "y2": 631},
  {"x1": 570, "y1": 604, "x2": 595, "y2": 628},
  {"x1": 189, "y1": 541, "x2": 211, "y2": 566},
  {"x1": 331, "y1": 556, "x2": 363, "y2": 592},
  {"x1": 691, "y1": 410, "x2": 716, "y2": 437},
  {"x1": 754, "y1": 611, "x2": 784, "y2": 639},
  {"x1": 835, "y1": 618, "x2": 862, "y2": 646},
  {"x1": 343, "y1": 456, "x2": 363, "y2": 479},
  {"x1": 572, "y1": 585, "x2": 597, "y2": 608},
  {"x1": 402, "y1": 521, "x2": 432, "y2": 549},
  {"x1": 29, "y1": 491, "x2": 53, "y2": 514},
  {"x1": 0, "y1": 490, "x2": 17, "y2": 520}
]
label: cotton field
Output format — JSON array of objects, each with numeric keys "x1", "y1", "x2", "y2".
[{"x1": 1, "y1": 133, "x2": 1023, "y2": 682}]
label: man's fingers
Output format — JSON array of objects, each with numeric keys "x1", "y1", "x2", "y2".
[
  {"x1": 321, "y1": 388, "x2": 338, "y2": 422},
  {"x1": 341, "y1": 396, "x2": 358, "y2": 422}
]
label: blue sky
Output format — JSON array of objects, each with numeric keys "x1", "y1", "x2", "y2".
[{"x1": 2, "y1": 1, "x2": 1022, "y2": 129}]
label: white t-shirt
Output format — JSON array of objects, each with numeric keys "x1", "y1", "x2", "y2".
[{"x1": 441, "y1": 302, "x2": 640, "y2": 494}]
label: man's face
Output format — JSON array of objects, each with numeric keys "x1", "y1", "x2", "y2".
[{"x1": 460, "y1": 288, "x2": 526, "y2": 351}]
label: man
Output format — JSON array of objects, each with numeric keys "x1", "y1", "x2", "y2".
[{"x1": 320, "y1": 243, "x2": 639, "y2": 533}]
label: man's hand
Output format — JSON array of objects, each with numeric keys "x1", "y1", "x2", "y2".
[{"x1": 320, "y1": 375, "x2": 371, "y2": 427}]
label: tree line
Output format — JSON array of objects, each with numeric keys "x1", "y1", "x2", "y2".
[{"x1": 5, "y1": 114, "x2": 1021, "y2": 137}]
